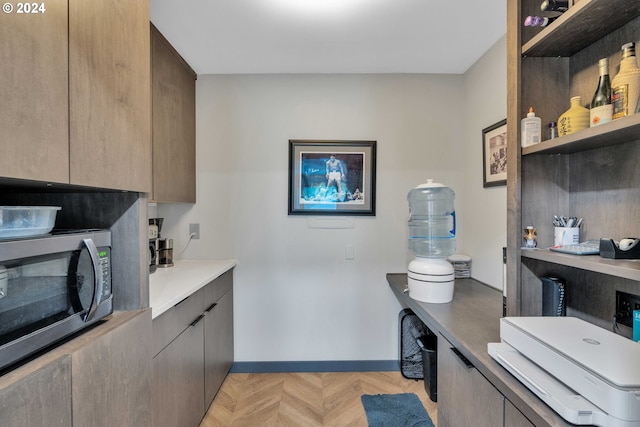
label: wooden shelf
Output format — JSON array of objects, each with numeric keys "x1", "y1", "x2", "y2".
[
  {"x1": 522, "y1": 0, "x2": 640, "y2": 57},
  {"x1": 508, "y1": 0, "x2": 640, "y2": 321},
  {"x1": 521, "y1": 248, "x2": 640, "y2": 281},
  {"x1": 522, "y1": 114, "x2": 640, "y2": 155}
]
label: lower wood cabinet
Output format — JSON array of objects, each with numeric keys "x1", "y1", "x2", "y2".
[
  {"x1": 153, "y1": 270, "x2": 234, "y2": 427},
  {"x1": 0, "y1": 310, "x2": 152, "y2": 427},
  {"x1": 437, "y1": 334, "x2": 535, "y2": 427},
  {"x1": 438, "y1": 334, "x2": 504, "y2": 427},
  {"x1": 204, "y1": 284, "x2": 234, "y2": 407},
  {"x1": 0, "y1": 355, "x2": 72, "y2": 426},
  {"x1": 71, "y1": 309, "x2": 153, "y2": 426},
  {"x1": 505, "y1": 400, "x2": 535, "y2": 427},
  {"x1": 153, "y1": 315, "x2": 205, "y2": 427}
]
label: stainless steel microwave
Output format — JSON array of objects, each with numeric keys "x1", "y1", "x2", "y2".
[{"x1": 0, "y1": 229, "x2": 113, "y2": 371}]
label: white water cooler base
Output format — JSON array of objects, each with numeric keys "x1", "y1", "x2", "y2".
[{"x1": 407, "y1": 258, "x2": 455, "y2": 303}]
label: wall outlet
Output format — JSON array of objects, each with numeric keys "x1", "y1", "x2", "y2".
[
  {"x1": 615, "y1": 290, "x2": 640, "y2": 328},
  {"x1": 189, "y1": 223, "x2": 200, "y2": 240}
]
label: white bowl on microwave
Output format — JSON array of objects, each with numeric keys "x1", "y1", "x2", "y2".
[{"x1": 0, "y1": 206, "x2": 61, "y2": 238}]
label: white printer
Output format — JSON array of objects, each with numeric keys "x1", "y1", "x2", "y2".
[{"x1": 488, "y1": 317, "x2": 640, "y2": 427}]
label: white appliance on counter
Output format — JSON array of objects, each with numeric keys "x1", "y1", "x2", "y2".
[{"x1": 488, "y1": 316, "x2": 640, "y2": 427}]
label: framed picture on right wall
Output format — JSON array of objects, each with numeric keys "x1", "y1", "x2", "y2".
[{"x1": 482, "y1": 119, "x2": 507, "y2": 188}]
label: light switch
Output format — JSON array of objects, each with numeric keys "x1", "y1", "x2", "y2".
[{"x1": 345, "y1": 245, "x2": 355, "y2": 260}]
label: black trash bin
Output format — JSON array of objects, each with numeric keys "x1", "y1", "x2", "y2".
[
  {"x1": 417, "y1": 332, "x2": 437, "y2": 402},
  {"x1": 398, "y1": 309, "x2": 438, "y2": 402},
  {"x1": 399, "y1": 309, "x2": 426, "y2": 380}
]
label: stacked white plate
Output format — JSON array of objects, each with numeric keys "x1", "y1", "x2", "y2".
[{"x1": 447, "y1": 254, "x2": 471, "y2": 278}]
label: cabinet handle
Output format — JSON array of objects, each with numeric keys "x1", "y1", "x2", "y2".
[
  {"x1": 82, "y1": 238, "x2": 103, "y2": 322},
  {"x1": 205, "y1": 302, "x2": 218, "y2": 313},
  {"x1": 450, "y1": 347, "x2": 474, "y2": 369},
  {"x1": 174, "y1": 296, "x2": 189, "y2": 307},
  {"x1": 190, "y1": 314, "x2": 205, "y2": 327}
]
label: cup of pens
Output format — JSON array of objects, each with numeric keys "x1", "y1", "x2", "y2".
[{"x1": 553, "y1": 216, "x2": 582, "y2": 247}]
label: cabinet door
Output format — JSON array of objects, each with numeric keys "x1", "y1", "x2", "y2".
[
  {"x1": 151, "y1": 25, "x2": 196, "y2": 203},
  {"x1": 204, "y1": 289, "x2": 234, "y2": 407},
  {"x1": 153, "y1": 316, "x2": 205, "y2": 427},
  {"x1": 71, "y1": 310, "x2": 152, "y2": 427},
  {"x1": 153, "y1": 287, "x2": 205, "y2": 357},
  {"x1": 505, "y1": 400, "x2": 534, "y2": 427},
  {"x1": 0, "y1": 355, "x2": 72, "y2": 427},
  {"x1": 0, "y1": 0, "x2": 69, "y2": 183},
  {"x1": 437, "y1": 334, "x2": 503, "y2": 427},
  {"x1": 69, "y1": 0, "x2": 151, "y2": 192}
]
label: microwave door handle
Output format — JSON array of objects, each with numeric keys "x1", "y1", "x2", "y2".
[{"x1": 82, "y1": 238, "x2": 103, "y2": 322}]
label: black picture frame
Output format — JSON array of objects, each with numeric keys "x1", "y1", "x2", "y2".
[
  {"x1": 482, "y1": 119, "x2": 507, "y2": 188},
  {"x1": 288, "y1": 140, "x2": 376, "y2": 216}
]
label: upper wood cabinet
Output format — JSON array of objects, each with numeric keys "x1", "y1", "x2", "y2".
[
  {"x1": 151, "y1": 24, "x2": 197, "y2": 203},
  {"x1": 0, "y1": 0, "x2": 69, "y2": 183},
  {"x1": 0, "y1": 0, "x2": 152, "y2": 193},
  {"x1": 69, "y1": 0, "x2": 152, "y2": 192}
]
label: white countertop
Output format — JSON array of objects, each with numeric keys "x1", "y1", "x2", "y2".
[{"x1": 149, "y1": 259, "x2": 237, "y2": 319}]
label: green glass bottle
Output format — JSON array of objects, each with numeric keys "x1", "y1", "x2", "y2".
[{"x1": 590, "y1": 58, "x2": 612, "y2": 127}]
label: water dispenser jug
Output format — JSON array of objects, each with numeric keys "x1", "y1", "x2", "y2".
[
  {"x1": 408, "y1": 179, "x2": 456, "y2": 258},
  {"x1": 407, "y1": 179, "x2": 456, "y2": 303}
]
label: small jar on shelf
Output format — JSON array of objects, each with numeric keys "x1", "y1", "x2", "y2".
[{"x1": 548, "y1": 121, "x2": 557, "y2": 139}]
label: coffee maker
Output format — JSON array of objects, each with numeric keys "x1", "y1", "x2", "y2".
[
  {"x1": 148, "y1": 218, "x2": 162, "y2": 273},
  {"x1": 149, "y1": 217, "x2": 174, "y2": 268},
  {"x1": 157, "y1": 238, "x2": 174, "y2": 267}
]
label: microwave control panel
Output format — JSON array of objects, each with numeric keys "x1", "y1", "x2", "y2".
[{"x1": 98, "y1": 247, "x2": 111, "y2": 298}]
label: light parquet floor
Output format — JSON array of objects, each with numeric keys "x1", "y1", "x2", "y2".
[{"x1": 200, "y1": 371, "x2": 437, "y2": 427}]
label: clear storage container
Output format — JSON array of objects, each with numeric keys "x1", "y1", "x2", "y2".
[{"x1": 0, "y1": 206, "x2": 61, "y2": 238}]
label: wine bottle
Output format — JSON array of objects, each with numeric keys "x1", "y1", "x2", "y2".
[
  {"x1": 524, "y1": 16, "x2": 558, "y2": 27},
  {"x1": 540, "y1": 0, "x2": 568, "y2": 12},
  {"x1": 590, "y1": 58, "x2": 612, "y2": 127},
  {"x1": 611, "y1": 42, "x2": 640, "y2": 119}
]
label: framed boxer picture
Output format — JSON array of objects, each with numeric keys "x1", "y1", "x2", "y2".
[{"x1": 288, "y1": 140, "x2": 376, "y2": 216}]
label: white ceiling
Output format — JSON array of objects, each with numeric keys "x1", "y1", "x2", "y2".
[{"x1": 150, "y1": 0, "x2": 506, "y2": 75}]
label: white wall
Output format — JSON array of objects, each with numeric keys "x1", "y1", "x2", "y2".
[
  {"x1": 158, "y1": 38, "x2": 507, "y2": 362},
  {"x1": 460, "y1": 35, "x2": 507, "y2": 290}
]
